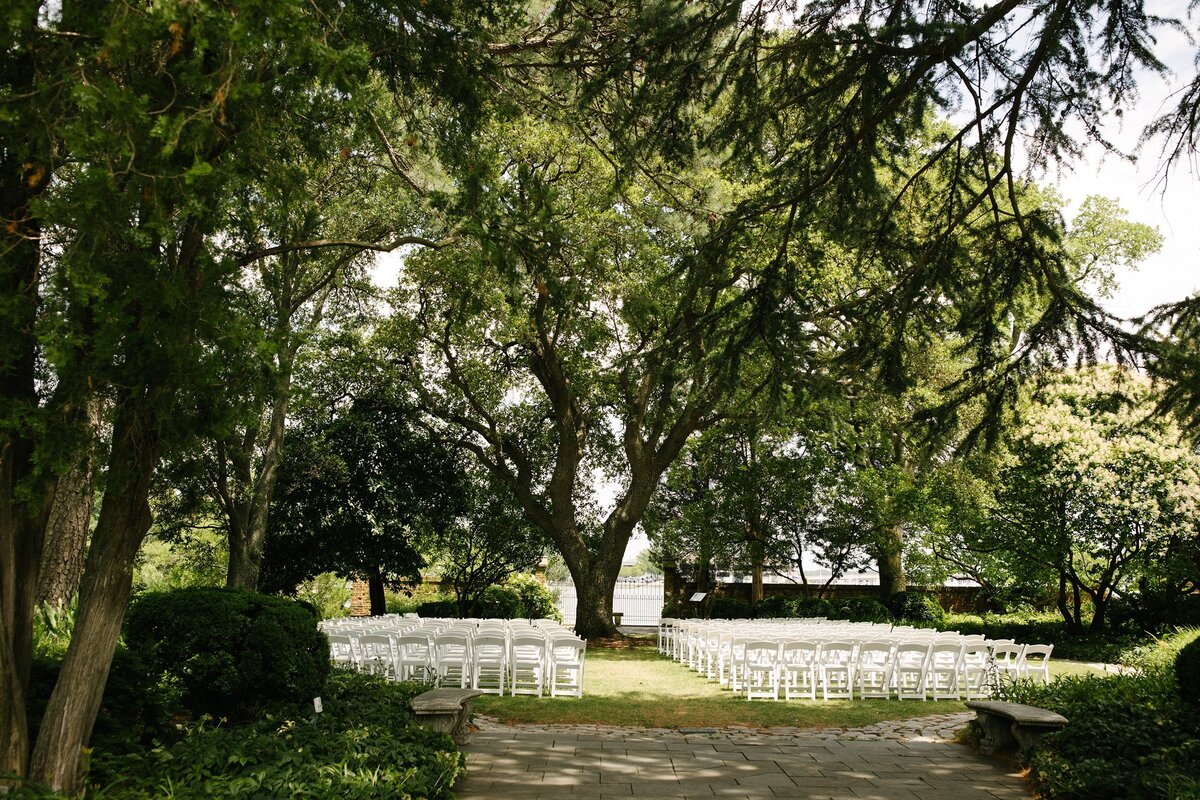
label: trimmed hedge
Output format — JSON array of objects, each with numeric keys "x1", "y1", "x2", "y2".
[{"x1": 123, "y1": 588, "x2": 328, "y2": 721}]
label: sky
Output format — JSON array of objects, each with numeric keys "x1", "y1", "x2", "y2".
[{"x1": 1052, "y1": 11, "x2": 1200, "y2": 319}]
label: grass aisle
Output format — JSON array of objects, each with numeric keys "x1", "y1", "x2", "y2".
[{"x1": 474, "y1": 636, "x2": 1105, "y2": 729}]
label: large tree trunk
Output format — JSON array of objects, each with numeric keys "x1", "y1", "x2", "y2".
[
  {"x1": 0, "y1": 24, "x2": 53, "y2": 774},
  {"x1": 226, "y1": 357, "x2": 293, "y2": 591},
  {"x1": 875, "y1": 523, "x2": 906, "y2": 599},
  {"x1": 29, "y1": 400, "x2": 160, "y2": 794},
  {"x1": 37, "y1": 398, "x2": 103, "y2": 611},
  {"x1": 572, "y1": 561, "x2": 620, "y2": 639},
  {"x1": 368, "y1": 570, "x2": 387, "y2": 616}
]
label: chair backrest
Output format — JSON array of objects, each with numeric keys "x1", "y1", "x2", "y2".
[
  {"x1": 895, "y1": 641, "x2": 930, "y2": 667},
  {"x1": 781, "y1": 641, "x2": 819, "y2": 665},
  {"x1": 1020, "y1": 643, "x2": 1053, "y2": 664},
  {"x1": 856, "y1": 641, "x2": 893, "y2": 666},
  {"x1": 931, "y1": 641, "x2": 964, "y2": 666},
  {"x1": 819, "y1": 641, "x2": 854, "y2": 665},
  {"x1": 472, "y1": 634, "x2": 507, "y2": 660},
  {"x1": 745, "y1": 640, "x2": 780, "y2": 663}
]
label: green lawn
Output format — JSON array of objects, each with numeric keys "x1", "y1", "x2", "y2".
[{"x1": 473, "y1": 637, "x2": 1108, "y2": 729}]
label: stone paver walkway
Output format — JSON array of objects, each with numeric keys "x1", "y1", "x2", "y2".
[{"x1": 455, "y1": 713, "x2": 1031, "y2": 799}]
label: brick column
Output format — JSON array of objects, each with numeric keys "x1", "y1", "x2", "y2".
[{"x1": 349, "y1": 578, "x2": 371, "y2": 616}]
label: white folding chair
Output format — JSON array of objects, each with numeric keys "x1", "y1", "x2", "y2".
[
  {"x1": 928, "y1": 642, "x2": 964, "y2": 700},
  {"x1": 893, "y1": 642, "x2": 930, "y2": 700},
  {"x1": 548, "y1": 637, "x2": 587, "y2": 698},
  {"x1": 327, "y1": 633, "x2": 358, "y2": 670},
  {"x1": 510, "y1": 633, "x2": 548, "y2": 696},
  {"x1": 818, "y1": 641, "x2": 855, "y2": 700},
  {"x1": 470, "y1": 633, "x2": 509, "y2": 695},
  {"x1": 395, "y1": 632, "x2": 434, "y2": 682},
  {"x1": 743, "y1": 640, "x2": 782, "y2": 701},
  {"x1": 357, "y1": 633, "x2": 397, "y2": 678},
  {"x1": 1018, "y1": 644, "x2": 1053, "y2": 684},
  {"x1": 854, "y1": 641, "x2": 894, "y2": 699},
  {"x1": 960, "y1": 642, "x2": 992, "y2": 699},
  {"x1": 434, "y1": 632, "x2": 472, "y2": 688},
  {"x1": 780, "y1": 641, "x2": 820, "y2": 700}
]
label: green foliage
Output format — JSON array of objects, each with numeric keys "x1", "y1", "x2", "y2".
[
  {"x1": 416, "y1": 600, "x2": 459, "y2": 618},
  {"x1": 385, "y1": 585, "x2": 451, "y2": 615},
  {"x1": 76, "y1": 671, "x2": 463, "y2": 800},
  {"x1": 31, "y1": 601, "x2": 76, "y2": 659},
  {"x1": 945, "y1": 611, "x2": 1146, "y2": 663},
  {"x1": 134, "y1": 529, "x2": 229, "y2": 594},
  {"x1": 1000, "y1": 668, "x2": 1200, "y2": 799},
  {"x1": 709, "y1": 596, "x2": 752, "y2": 619},
  {"x1": 788, "y1": 597, "x2": 835, "y2": 618},
  {"x1": 474, "y1": 575, "x2": 562, "y2": 620},
  {"x1": 1176, "y1": 636, "x2": 1200, "y2": 707},
  {"x1": 26, "y1": 647, "x2": 183, "y2": 752},
  {"x1": 294, "y1": 573, "x2": 352, "y2": 620},
  {"x1": 263, "y1": 394, "x2": 465, "y2": 595},
  {"x1": 832, "y1": 597, "x2": 893, "y2": 624},
  {"x1": 887, "y1": 591, "x2": 946, "y2": 625},
  {"x1": 505, "y1": 574, "x2": 562, "y2": 621},
  {"x1": 123, "y1": 588, "x2": 329, "y2": 721},
  {"x1": 753, "y1": 596, "x2": 792, "y2": 619}
]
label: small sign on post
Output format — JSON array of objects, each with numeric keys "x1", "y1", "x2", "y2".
[
  {"x1": 313, "y1": 697, "x2": 323, "y2": 714},
  {"x1": 689, "y1": 592, "x2": 707, "y2": 603}
]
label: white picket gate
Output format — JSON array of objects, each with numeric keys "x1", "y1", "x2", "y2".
[{"x1": 548, "y1": 579, "x2": 664, "y2": 626}]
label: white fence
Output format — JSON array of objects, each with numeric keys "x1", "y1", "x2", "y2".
[{"x1": 549, "y1": 579, "x2": 665, "y2": 626}]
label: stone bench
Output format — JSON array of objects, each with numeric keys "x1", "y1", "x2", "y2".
[
  {"x1": 411, "y1": 688, "x2": 484, "y2": 745},
  {"x1": 966, "y1": 700, "x2": 1068, "y2": 762}
]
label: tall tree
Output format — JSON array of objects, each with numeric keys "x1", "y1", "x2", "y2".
[
  {"x1": 389, "y1": 118, "x2": 779, "y2": 637},
  {"x1": 262, "y1": 394, "x2": 465, "y2": 615}
]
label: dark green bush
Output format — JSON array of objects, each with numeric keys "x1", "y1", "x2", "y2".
[
  {"x1": 887, "y1": 591, "x2": 946, "y2": 625},
  {"x1": 708, "y1": 596, "x2": 752, "y2": 619},
  {"x1": 836, "y1": 597, "x2": 893, "y2": 623},
  {"x1": 753, "y1": 595, "x2": 791, "y2": 618},
  {"x1": 1176, "y1": 636, "x2": 1200, "y2": 706},
  {"x1": 787, "y1": 597, "x2": 834, "y2": 618},
  {"x1": 81, "y1": 670, "x2": 463, "y2": 800},
  {"x1": 416, "y1": 599, "x2": 459, "y2": 618},
  {"x1": 946, "y1": 611, "x2": 1144, "y2": 662},
  {"x1": 477, "y1": 585, "x2": 521, "y2": 618},
  {"x1": 999, "y1": 668, "x2": 1200, "y2": 798},
  {"x1": 123, "y1": 588, "x2": 328, "y2": 722}
]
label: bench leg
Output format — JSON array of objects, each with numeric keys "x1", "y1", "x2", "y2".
[
  {"x1": 1011, "y1": 724, "x2": 1058, "y2": 763},
  {"x1": 975, "y1": 713, "x2": 1016, "y2": 756}
]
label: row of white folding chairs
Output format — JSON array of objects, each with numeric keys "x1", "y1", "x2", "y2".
[
  {"x1": 326, "y1": 626, "x2": 587, "y2": 698},
  {"x1": 732, "y1": 638, "x2": 1052, "y2": 701}
]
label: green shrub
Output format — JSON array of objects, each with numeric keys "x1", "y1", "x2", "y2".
[
  {"x1": 416, "y1": 599, "x2": 459, "y2": 618},
  {"x1": 709, "y1": 596, "x2": 752, "y2": 619},
  {"x1": 753, "y1": 595, "x2": 791, "y2": 618},
  {"x1": 1176, "y1": 636, "x2": 1200, "y2": 707},
  {"x1": 507, "y1": 573, "x2": 562, "y2": 621},
  {"x1": 123, "y1": 588, "x2": 328, "y2": 722},
  {"x1": 787, "y1": 597, "x2": 833, "y2": 618},
  {"x1": 887, "y1": 591, "x2": 946, "y2": 625},
  {"x1": 999, "y1": 668, "x2": 1200, "y2": 798},
  {"x1": 81, "y1": 671, "x2": 463, "y2": 800},
  {"x1": 836, "y1": 597, "x2": 893, "y2": 623},
  {"x1": 945, "y1": 611, "x2": 1149, "y2": 662},
  {"x1": 294, "y1": 572, "x2": 351, "y2": 619}
]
